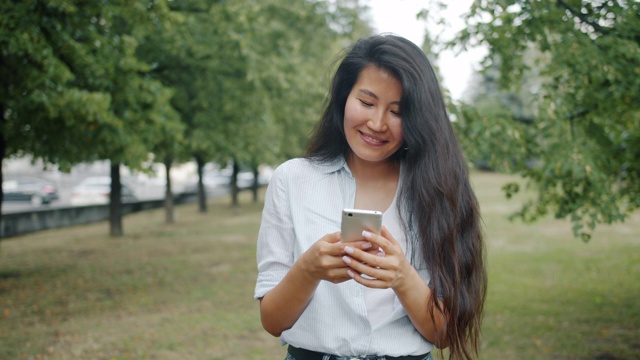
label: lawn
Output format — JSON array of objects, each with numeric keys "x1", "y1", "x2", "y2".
[{"x1": 0, "y1": 172, "x2": 638, "y2": 360}]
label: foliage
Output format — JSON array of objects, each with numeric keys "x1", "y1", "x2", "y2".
[
  {"x1": 137, "y1": 0, "x2": 372, "y2": 208},
  {"x1": 0, "y1": 0, "x2": 181, "y2": 169},
  {"x1": 205, "y1": 0, "x2": 372, "y2": 166},
  {"x1": 450, "y1": 0, "x2": 640, "y2": 240}
]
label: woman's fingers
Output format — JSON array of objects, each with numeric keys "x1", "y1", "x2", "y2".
[
  {"x1": 309, "y1": 231, "x2": 396, "y2": 284},
  {"x1": 342, "y1": 246, "x2": 391, "y2": 284},
  {"x1": 360, "y1": 227, "x2": 404, "y2": 259},
  {"x1": 342, "y1": 227, "x2": 409, "y2": 289},
  {"x1": 320, "y1": 232, "x2": 361, "y2": 256},
  {"x1": 314, "y1": 233, "x2": 375, "y2": 270},
  {"x1": 344, "y1": 245, "x2": 385, "y2": 267},
  {"x1": 343, "y1": 257, "x2": 390, "y2": 288}
]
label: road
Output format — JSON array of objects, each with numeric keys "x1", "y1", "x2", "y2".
[{"x1": 1, "y1": 182, "x2": 229, "y2": 214}]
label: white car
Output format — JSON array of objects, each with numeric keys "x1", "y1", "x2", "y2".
[{"x1": 70, "y1": 176, "x2": 137, "y2": 206}]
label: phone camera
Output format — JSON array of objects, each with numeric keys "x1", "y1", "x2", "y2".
[{"x1": 348, "y1": 213, "x2": 353, "y2": 217}]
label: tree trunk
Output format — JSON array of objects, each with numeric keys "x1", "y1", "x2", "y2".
[
  {"x1": 252, "y1": 165, "x2": 259, "y2": 203},
  {"x1": 164, "y1": 159, "x2": 175, "y2": 224},
  {"x1": 231, "y1": 159, "x2": 239, "y2": 208},
  {"x1": 109, "y1": 162, "x2": 123, "y2": 237},
  {"x1": 0, "y1": 116, "x2": 5, "y2": 221},
  {"x1": 195, "y1": 154, "x2": 207, "y2": 213},
  {"x1": 0, "y1": 114, "x2": 5, "y2": 245}
]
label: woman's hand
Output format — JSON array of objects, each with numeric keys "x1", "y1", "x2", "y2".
[
  {"x1": 299, "y1": 232, "x2": 374, "y2": 284},
  {"x1": 340, "y1": 225, "x2": 413, "y2": 290}
]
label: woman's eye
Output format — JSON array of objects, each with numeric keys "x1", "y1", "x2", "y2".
[
  {"x1": 359, "y1": 99, "x2": 373, "y2": 107},
  {"x1": 391, "y1": 110, "x2": 401, "y2": 117}
]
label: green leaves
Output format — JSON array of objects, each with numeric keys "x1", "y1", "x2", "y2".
[
  {"x1": 451, "y1": 0, "x2": 640, "y2": 240},
  {"x1": 1, "y1": 0, "x2": 181, "y2": 171},
  {"x1": 141, "y1": 0, "x2": 370, "y2": 169}
]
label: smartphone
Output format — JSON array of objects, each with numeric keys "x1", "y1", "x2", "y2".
[{"x1": 340, "y1": 208, "x2": 382, "y2": 242}]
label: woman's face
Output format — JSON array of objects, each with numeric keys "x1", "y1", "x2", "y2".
[{"x1": 344, "y1": 65, "x2": 404, "y2": 165}]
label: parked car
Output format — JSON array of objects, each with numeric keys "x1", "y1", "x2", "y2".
[
  {"x1": 183, "y1": 166, "x2": 273, "y2": 194},
  {"x1": 203, "y1": 169, "x2": 233, "y2": 188},
  {"x1": 2, "y1": 176, "x2": 60, "y2": 206},
  {"x1": 70, "y1": 176, "x2": 137, "y2": 206},
  {"x1": 203, "y1": 168, "x2": 271, "y2": 189}
]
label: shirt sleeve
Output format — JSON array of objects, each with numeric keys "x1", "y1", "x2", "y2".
[{"x1": 254, "y1": 162, "x2": 296, "y2": 299}]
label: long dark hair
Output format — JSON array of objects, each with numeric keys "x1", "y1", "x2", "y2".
[{"x1": 306, "y1": 34, "x2": 487, "y2": 360}]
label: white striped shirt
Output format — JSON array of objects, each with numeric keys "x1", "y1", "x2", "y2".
[{"x1": 254, "y1": 157, "x2": 434, "y2": 356}]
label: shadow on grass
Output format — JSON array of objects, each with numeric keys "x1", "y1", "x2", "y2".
[{"x1": 0, "y1": 270, "x2": 23, "y2": 280}]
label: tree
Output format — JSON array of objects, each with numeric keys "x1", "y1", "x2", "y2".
[
  {"x1": 449, "y1": 0, "x2": 640, "y2": 240},
  {"x1": 0, "y1": 0, "x2": 182, "y2": 236},
  {"x1": 104, "y1": 32, "x2": 181, "y2": 235},
  {"x1": 1, "y1": 1, "x2": 114, "y2": 219},
  {"x1": 215, "y1": 0, "x2": 373, "y2": 206},
  {"x1": 137, "y1": 0, "x2": 221, "y2": 214}
]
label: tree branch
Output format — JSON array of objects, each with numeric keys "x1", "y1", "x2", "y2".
[{"x1": 556, "y1": 0, "x2": 612, "y2": 36}]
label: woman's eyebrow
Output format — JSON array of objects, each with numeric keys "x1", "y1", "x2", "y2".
[{"x1": 358, "y1": 88, "x2": 378, "y2": 99}]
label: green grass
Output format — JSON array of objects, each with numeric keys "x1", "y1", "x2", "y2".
[
  {"x1": 1, "y1": 172, "x2": 638, "y2": 359},
  {"x1": 471, "y1": 173, "x2": 640, "y2": 360}
]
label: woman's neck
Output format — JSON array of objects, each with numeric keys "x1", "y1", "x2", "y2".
[
  {"x1": 347, "y1": 154, "x2": 401, "y2": 212},
  {"x1": 347, "y1": 153, "x2": 400, "y2": 182}
]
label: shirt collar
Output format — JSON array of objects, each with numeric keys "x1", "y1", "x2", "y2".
[{"x1": 314, "y1": 156, "x2": 352, "y2": 176}]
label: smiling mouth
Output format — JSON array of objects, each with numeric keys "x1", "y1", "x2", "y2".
[{"x1": 359, "y1": 131, "x2": 387, "y2": 145}]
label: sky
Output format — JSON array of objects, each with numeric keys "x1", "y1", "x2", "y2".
[{"x1": 365, "y1": 0, "x2": 486, "y2": 100}]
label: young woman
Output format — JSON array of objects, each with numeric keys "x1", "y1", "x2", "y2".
[{"x1": 255, "y1": 34, "x2": 487, "y2": 360}]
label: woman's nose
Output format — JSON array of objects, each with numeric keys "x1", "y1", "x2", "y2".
[{"x1": 367, "y1": 111, "x2": 388, "y2": 132}]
